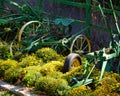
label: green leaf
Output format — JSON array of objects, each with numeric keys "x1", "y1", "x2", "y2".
[
  {"x1": 54, "y1": 18, "x2": 74, "y2": 26},
  {"x1": 0, "y1": 19, "x2": 8, "y2": 24}
]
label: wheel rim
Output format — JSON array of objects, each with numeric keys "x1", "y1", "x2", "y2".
[
  {"x1": 18, "y1": 21, "x2": 42, "y2": 50},
  {"x1": 70, "y1": 35, "x2": 91, "y2": 54},
  {"x1": 70, "y1": 58, "x2": 81, "y2": 71}
]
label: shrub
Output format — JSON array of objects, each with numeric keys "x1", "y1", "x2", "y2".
[
  {"x1": 36, "y1": 47, "x2": 64, "y2": 62},
  {"x1": 40, "y1": 61, "x2": 63, "y2": 75},
  {"x1": 19, "y1": 54, "x2": 43, "y2": 68},
  {"x1": 35, "y1": 76, "x2": 70, "y2": 96},
  {"x1": 22, "y1": 66, "x2": 42, "y2": 87},
  {"x1": 4, "y1": 67, "x2": 24, "y2": 84},
  {"x1": 0, "y1": 59, "x2": 18, "y2": 77}
]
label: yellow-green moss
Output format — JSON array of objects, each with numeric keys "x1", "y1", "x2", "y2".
[
  {"x1": 4, "y1": 67, "x2": 24, "y2": 84},
  {"x1": 35, "y1": 76, "x2": 70, "y2": 96},
  {"x1": 91, "y1": 76, "x2": 120, "y2": 95},
  {"x1": 19, "y1": 54, "x2": 43, "y2": 68},
  {"x1": 0, "y1": 59, "x2": 18, "y2": 77},
  {"x1": 40, "y1": 61, "x2": 64, "y2": 75},
  {"x1": 111, "y1": 73, "x2": 120, "y2": 82},
  {"x1": 23, "y1": 65, "x2": 41, "y2": 72},
  {"x1": 62, "y1": 66, "x2": 84, "y2": 85},
  {"x1": 36, "y1": 47, "x2": 64, "y2": 62},
  {"x1": 22, "y1": 66, "x2": 42, "y2": 87},
  {"x1": 68, "y1": 85, "x2": 90, "y2": 96},
  {"x1": 47, "y1": 71, "x2": 63, "y2": 79}
]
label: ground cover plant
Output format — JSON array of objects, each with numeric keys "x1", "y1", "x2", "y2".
[{"x1": 0, "y1": 47, "x2": 119, "y2": 96}]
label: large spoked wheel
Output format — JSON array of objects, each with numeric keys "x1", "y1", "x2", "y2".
[
  {"x1": 63, "y1": 53, "x2": 82, "y2": 73},
  {"x1": 18, "y1": 21, "x2": 42, "y2": 51},
  {"x1": 70, "y1": 35, "x2": 91, "y2": 55}
]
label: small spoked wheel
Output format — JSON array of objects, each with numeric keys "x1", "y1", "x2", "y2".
[
  {"x1": 63, "y1": 53, "x2": 82, "y2": 73},
  {"x1": 70, "y1": 35, "x2": 91, "y2": 55}
]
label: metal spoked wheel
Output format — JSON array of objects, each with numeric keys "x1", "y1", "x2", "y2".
[
  {"x1": 63, "y1": 53, "x2": 82, "y2": 73},
  {"x1": 70, "y1": 35, "x2": 91, "y2": 55},
  {"x1": 18, "y1": 21, "x2": 42, "y2": 51}
]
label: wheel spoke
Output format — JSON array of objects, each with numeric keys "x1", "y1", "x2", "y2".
[
  {"x1": 82, "y1": 44, "x2": 88, "y2": 52},
  {"x1": 74, "y1": 43, "x2": 79, "y2": 50},
  {"x1": 80, "y1": 38, "x2": 86, "y2": 50},
  {"x1": 79, "y1": 37, "x2": 82, "y2": 50},
  {"x1": 73, "y1": 40, "x2": 78, "y2": 50}
]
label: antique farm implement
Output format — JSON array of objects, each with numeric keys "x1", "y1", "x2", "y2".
[
  {"x1": 0, "y1": 0, "x2": 92, "y2": 56},
  {"x1": 17, "y1": 19, "x2": 91, "y2": 55},
  {"x1": 63, "y1": 0, "x2": 120, "y2": 88}
]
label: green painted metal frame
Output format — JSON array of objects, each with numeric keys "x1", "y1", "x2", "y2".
[
  {"x1": 50, "y1": 0, "x2": 120, "y2": 36},
  {"x1": 49, "y1": 0, "x2": 120, "y2": 87},
  {"x1": 85, "y1": 0, "x2": 91, "y2": 37}
]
